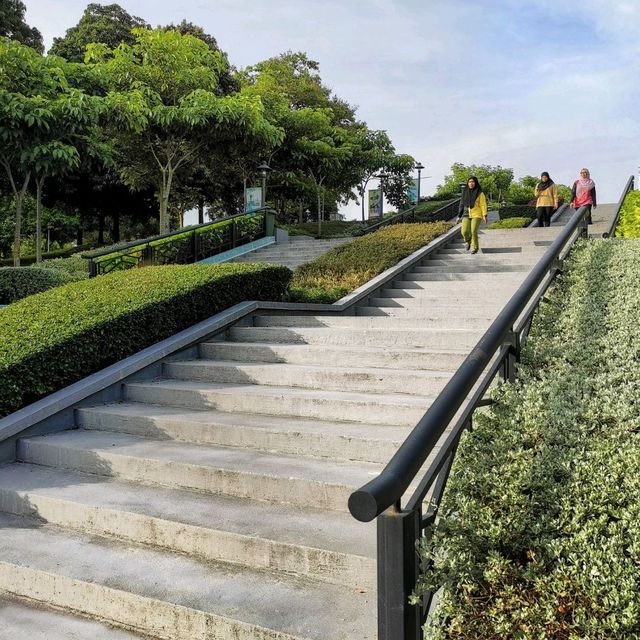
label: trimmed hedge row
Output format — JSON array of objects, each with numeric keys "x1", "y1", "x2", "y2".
[
  {"x1": 416, "y1": 239, "x2": 640, "y2": 639},
  {"x1": 0, "y1": 263, "x2": 291, "y2": 416},
  {"x1": 488, "y1": 217, "x2": 532, "y2": 229},
  {"x1": 499, "y1": 204, "x2": 536, "y2": 220},
  {"x1": 0, "y1": 267, "x2": 71, "y2": 304},
  {"x1": 0, "y1": 244, "x2": 88, "y2": 267},
  {"x1": 281, "y1": 221, "x2": 363, "y2": 238},
  {"x1": 288, "y1": 221, "x2": 451, "y2": 303},
  {"x1": 615, "y1": 190, "x2": 640, "y2": 238}
]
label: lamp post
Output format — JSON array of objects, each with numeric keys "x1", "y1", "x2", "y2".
[
  {"x1": 257, "y1": 161, "x2": 271, "y2": 209},
  {"x1": 375, "y1": 171, "x2": 388, "y2": 218},
  {"x1": 415, "y1": 162, "x2": 424, "y2": 205}
]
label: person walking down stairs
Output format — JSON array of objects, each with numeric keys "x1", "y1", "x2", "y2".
[
  {"x1": 457, "y1": 176, "x2": 488, "y2": 254},
  {"x1": 534, "y1": 171, "x2": 558, "y2": 227},
  {"x1": 571, "y1": 168, "x2": 597, "y2": 225}
]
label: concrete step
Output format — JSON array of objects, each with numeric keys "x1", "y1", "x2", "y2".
[
  {"x1": 401, "y1": 271, "x2": 528, "y2": 282},
  {"x1": 354, "y1": 306, "x2": 494, "y2": 319},
  {"x1": 163, "y1": 359, "x2": 451, "y2": 397},
  {"x1": 228, "y1": 326, "x2": 480, "y2": 349},
  {"x1": 414, "y1": 262, "x2": 532, "y2": 273},
  {"x1": 17, "y1": 430, "x2": 381, "y2": 512},
  {"x1": 388, "y1": 277, "x2": 523, "y2": 291},
  {"x1": 0, "y1": 596, "x2": 146, "y2": 640},
  {"x1": 253, "y1": 314, "x2": 492, "y2": 330},
  {"x1": 123, "y1": 379, "x2": 433, "y2": 426},
  {"x1": 77, "y1": 402, "x2": 408, "y2": 464},
  {"x1": 0, "y1": 463, "x2": 375, "y2": 589},
  {"x1": 437, "y1": 247, "x2": 546, "y2": 256},
  {"x1": 200, "y1": 341, "x2": 469, "y2": 371},
  {"x1": 0, "y1": 512, "x2": 375, "y2": 640}
]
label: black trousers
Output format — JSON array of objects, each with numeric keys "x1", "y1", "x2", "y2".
[{"x1": 536, "y1": 206, "x2": 554, "y2": 227}]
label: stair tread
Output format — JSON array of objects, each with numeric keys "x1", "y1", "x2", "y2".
[
  {"x1": 79, "y1": 401, "x2": 410, "y2": 442},
  {"x1": 0, "y1": 596, "x2": 145, "y2": 639},
  {"x1": 0, "y1": 512, "x2": 375, "y2": 640},
  {"x1": 126, "y1": 378, "x2": 436, "y2": 407},
  {"x1": 19, "y1": 429, "x2": 385, "y2": 489},
  {"x1": 0, "y1": 463, "x2": 376, "y2": 559}
]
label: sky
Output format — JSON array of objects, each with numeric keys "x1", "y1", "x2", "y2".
[{"x1": 23, "y1": 0, "x2": 640, "y2": 220}]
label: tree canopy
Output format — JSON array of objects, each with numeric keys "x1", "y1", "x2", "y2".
[{"x1": 0, "y1": 0, "x2": 43, "y2": 53}]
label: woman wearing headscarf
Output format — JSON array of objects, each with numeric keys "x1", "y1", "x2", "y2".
[
  {"x1": 571, "y1": 168, "x2": 597, "y2": 224},
  {"x1": 456, "y1": 176, "x2": 488, "y2": 254},
  {"x1": 534, "y1": 171, "x2": 558, "y2": 227}
]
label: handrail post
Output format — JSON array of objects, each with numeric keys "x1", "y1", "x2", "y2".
[
  {"x1": 88, "y1": 260, "x2": 97, "y2": 278},
  {"x1": 502, "y1": 330, "x2": 519, "y2": 382},
  {"x1": 378, "y1": 506, "x2": 422, "y2": 640},
  {"x1": 142, "y1": 245, "x2": 153, "y2": 267},
  {"x1": 232, "y1": 220, "x2": 238, "y2": 248}
]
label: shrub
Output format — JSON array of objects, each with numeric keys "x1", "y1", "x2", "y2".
[
  {"x1": 281, "y1": 221, "x2": 364, "y2": 238},
  {"x1": 38, "y1": 255, "x2": 90, "y2": 281},
  {"x1": 615, "y1": 190, "x2": 640, "y2": 238},
  {"x1": 0, "y1": 267, "x2": 71, "y2": 304},
  {"x1": 488, "y1": 217, "x2": 532, "y2": 229},
  {"x1": 0, "y1": 263, "x2": 291, "y2": 416},
  {"x1": 499, "y1": 204, "x2": 536, "y2": 220},
  {"x1": 416, "y1": 239, "x2": 640, "y2": 639},
  {"x1": 288, "y1": 221, "x2": 451, "y2": 303},
  {"x1": 0, "y1": 245, "x2": 88, "y2": 267}
]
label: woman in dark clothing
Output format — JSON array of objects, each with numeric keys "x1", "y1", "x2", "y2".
[
  {"x1": 534, "y1": 172, "x2": 558, "y2": 227},
  {"x1": 571, "y1": 168, "x2": 597, "y2": 224}
]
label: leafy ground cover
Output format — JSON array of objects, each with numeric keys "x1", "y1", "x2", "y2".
[
  {"x1": 499, "y1": 204, "x2": 536, "y2": 220},
  {"x1": 289, "y1": 221, "x2": 451, "y2": 303},
  {"x1": 0, "y1": 263, "x2": 291, "y2": 416},
  {"x1": 415, "y1": 239, "x2": 640, "y2": 639},
  {"x1": 615, "y1": 190, "x2": 640, "y2": 238},
  {"x1": 488, "y1": 217, "x2": 532, "y2": 229}
]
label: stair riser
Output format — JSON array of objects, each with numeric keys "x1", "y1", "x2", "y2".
[
  {"x1": 76, "y1": 409, "x2": 403, "y2": 464},
  {"x1": 0, "y1": 489, "x2": 373, "y2": 590},
  {"x1": 200, "y1": 343, "x2": 467, "y2": 371},
  {"x1": 0, "y1": 563, "x2": 293, "y2": 640},
  {"x1": 252, "y1": 316, "x2": 491, "y2": 330},
  {"x1": 388, "y1": 279, "x2": 520, "y2": 291},
  {"x1": 372, "y1": 294, "x2": 511, "y2": 306},
  {"x1": 402, "y1": 272, "x2": 527, "y2": 282},
  {"x1": 17, "y1": 439, "x2": 358, "y2": 513},
  {"x1": 229, "y1": 327, "x2": 479, "y2": 349},
  {"x1": 412, "y1": 265, "x2": 530, "y2": 273},
  {"x1": 163, "y1": 362, "x2": 448, "y2": 397},
  {"x1": 123, "y1": 384, "x2": 429, "y2": 426},
  {"x1": 355, "y1": 307, "x2": 494, "y2": 319}
]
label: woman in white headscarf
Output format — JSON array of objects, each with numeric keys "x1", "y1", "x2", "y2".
[{"x1": 571, "y1": 168, "x2": 597, "y2": 225}]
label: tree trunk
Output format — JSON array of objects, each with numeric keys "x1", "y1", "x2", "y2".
[
  {"x1": 198, "y1": 197, "x2": 204, "y2": 225},
  {"x1": 12, "y1": 172, "x2": 30, "y2": 267},
  {"x1": 158, "y1": 169, "x2": 174, "y2": 234},
  {"x1": 35, "y1": 177, "x2": 44, "y2": 263},
  {"x1": 317, "y1": 192, "x2": 322, "y2": 237},
  {"x1": 112, "y1": 211, "x2": 120, "y2": 243},
  {"x1": 98, "y1": 214, "x2": 105, "y2": 245}
]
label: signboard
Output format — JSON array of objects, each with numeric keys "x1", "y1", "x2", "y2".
[
  {"x1": 245, "y1": 187, "x2": 263, "y2": 213},
  {"x1": 407, "y1": 179, "x2": 419, "y2": 205},
  {"x1": 368, "y1": 188, "x2": 381, "y2": 219}
]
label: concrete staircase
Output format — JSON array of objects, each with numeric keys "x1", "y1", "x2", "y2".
[
  {"x1": 0, "y1": 223, "x2": 572, "y2": 638},
  {"x1": 232, "y1": 235, "x2": 351, "y2": 269}
]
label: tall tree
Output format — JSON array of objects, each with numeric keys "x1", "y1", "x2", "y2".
[
  {"x1": 90, "y1": 28, "x2": 282, "y2": 233},
  {"x1": 0, "y1": 0, "x2": 43, "y2": 53},
  {"x1": 49, "y1": 3, "x2": 148, "y2": 61},
  {"x1": 435, "y1": 163, "x2": 514, "y2": 201}
]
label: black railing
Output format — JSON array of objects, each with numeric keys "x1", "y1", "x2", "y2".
[
  {"x1": 602, "y1": 174, "x2": 635, "y2": 238},
  {"x1": 348, "y1": 205, "x2": 592, "y2": 640},
  {"x1": 83, "y1": 208, "x2": 275, "y2": 277},
  {"x1": 360, "y1": 199, "x2": 461, "y2": 237}
]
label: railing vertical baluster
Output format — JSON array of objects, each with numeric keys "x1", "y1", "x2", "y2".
[
  {"x1": 232, "y1": 221, "x2": 238, "y2": 248},
  {"x1": 378, "y1": 506, "x2": 422, "y2": 640},
  {"x1": 191, "y1": 231, "x2": 199, "y2": 263},
  {"x1": 142, "y1": 245, "x2": 153, "y2": 267}
]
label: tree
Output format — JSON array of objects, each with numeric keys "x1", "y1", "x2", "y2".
[
  {"x1": 90, "y1": 28, "x2": 282, "y2": 233},
  {"x1": 435, "y1": 163, "x2": 514, "y2": 202},
  {"x1": 0, "y1": 0, "x2": 43, "y2": 53},
  {"x1": 380, "y1": 153, "x2": 416, "y2": 212},
  {"x1": 50, "y1": 3, "x2": 148, "y2": 61}
]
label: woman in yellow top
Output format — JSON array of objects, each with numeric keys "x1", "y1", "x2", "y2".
[
  {"x1": 457, "y1": 176, "x2": 488, "y2": 254},
  {"x1": 534, "y1": 172, "x2": 558, "y2": 227}
]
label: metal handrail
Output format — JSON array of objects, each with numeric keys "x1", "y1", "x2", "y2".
[
  {"x1": 82, "y1": 208, "x2": 273, "y2": 260},
  {"x1": 602, "y1": 174, "x2": 635, "y2": 238},
  {"x1": 348, "y1": 205, "x2": 590, "y2": 523}
]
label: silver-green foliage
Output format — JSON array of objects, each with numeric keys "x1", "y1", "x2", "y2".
[{"x1": 417, "y1": 239, "x2": 640, "y2": 639}]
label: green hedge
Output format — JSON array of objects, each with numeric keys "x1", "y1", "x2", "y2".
[
  {"x1": 281, "y1": 221, "x2": 364, "y2": 238},
  {"x1": 288, "y1": 221, "x2": 451, "y2": 303},
  {"x1": 499, "y1": 204, "x2": 536, "y2": 220},
  {"x1": 416, "y1": 239, "x2": 640, "y2": 639},
  {"x1": 615, "y1": 190, "x2": 640, "y2": 238},
  {"x1": 0, "y1": 263, "x2": 291, "y2": 417},
  {"x1": 0, "y1": 267, "x2": 71, "y2": 304},
  {"x1": 0, "y1": 245, "x2": 88, "y2": 267},
  {"x1": 488, "y1": 217, "x2": 532, "y2": 229}
]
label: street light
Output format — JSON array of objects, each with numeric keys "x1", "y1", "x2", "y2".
[
  {"x1": 375, "y1": 171, "x2": 389, "y2": 218},
  {"x1": 415, "y1": 162, "x2": 424, "y2": 205},
  {"x1": 257, "y1": 161, "x2": 271, "y2": 209}
]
